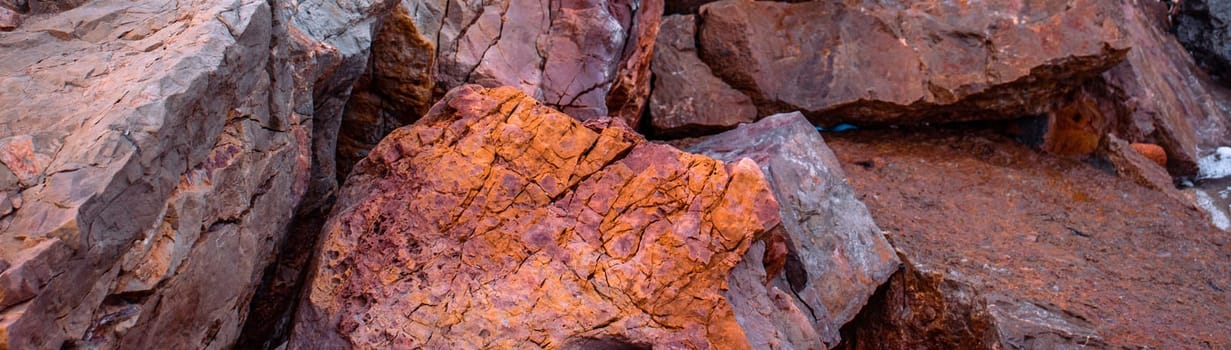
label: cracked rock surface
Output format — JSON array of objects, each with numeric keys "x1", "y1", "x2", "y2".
[
  {"x1": 335, "y1": 0, "x2": 663, "y2": 180},
  {"x1": 0, "y1": 0, "x2": 388, "y2": 348},
  {"x1": 690, "y1": 112, "x2": 899, "y2": 349},
  {"x1": 290, "y1": 85, "x2": 781, "y2": 349}
]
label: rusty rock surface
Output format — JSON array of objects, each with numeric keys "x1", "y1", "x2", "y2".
[
  {"x1": 648, "y1": 15, "x2": 756, "y2": 138},
  {"x1": 695, "y1": 0, "x2": 1129, "y2": 126},
  {"x1": 0, "y1": 0, "x2": 390, "y2": 348},
  {"x1": 291, "y1": 85, "x2": 782, "y2": 349},
  {"x1": 828, "y1": 129, "x2": 1231, "y2": 349},
  {"x1": 690, "y1": 112, "x2": 899, "y2": 348}
]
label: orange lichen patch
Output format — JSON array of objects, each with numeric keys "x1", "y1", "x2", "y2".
[
  {"x1": 1130, "y1": 143, "x2": 1168, "y2": 167},
  {"x1": 293, "y1": 85, "x2": 781, "y2": 349}
]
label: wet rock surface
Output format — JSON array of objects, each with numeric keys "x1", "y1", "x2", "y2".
[
  {"x1": 0, "y1": 0, "x2": 388, "y2": 348},
  {"x1": 692, "y1": 0, "x2": 1129, "y2": 126},
  {"x1": 829, "y1": 129, "x2": 1231, "y2": 349},
  {"x1": 690, "y1": 112, "x2": 899, "y2": 348},
  {"x1": 291, "y1": 85, "x2": 782, "y2": 349}
]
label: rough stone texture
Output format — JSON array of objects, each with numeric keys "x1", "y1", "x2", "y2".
[
  {"x1": 291, "y1": 85, "x2": 782, "y2": 349},
  {"x1": 333, "y1": 0, "x2": 663, "y2": 180},
  {"x1": 828, "y1": 129, "x2": 1231, "y2": 349},
  {"x1": 695, "y1": 0, "x2": 1130, "y2": 126},
  {"x1": 334, "y1": 1, "x2": 436, "y2": 181},
  {"x1": 1102, "y1": 135, "x2": 1182, "y2": 200},
  {"x1": 1188, "y1": 176, "x2": 1231, "y2": 232},
  {"x1": 1174, "y1": 0, "x2": 1231, "y2": 84},
  {"x1": 648, "y1": 15, "x2": 756, "y2": 138},
  {"x1": 1092, "y1": 0, "x2": 1231, "y2": 176},
  {"x1": 689, "y1": 112, "x2": 900, "y2": 348},
  {"x1": 0, "y1": 0, "x2": 389, "y2": 348},
  {"x1": 0, "y1": 6, "x2": 18, "y2": 31}
]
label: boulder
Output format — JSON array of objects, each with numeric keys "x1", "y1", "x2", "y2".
[
  {"x1": 828, "y1": 128, "x2": 1231, "y2": 349},
  {"x1": 648, "y1": 15, "x2": 756, "y2": 138},
  {"x1": 689, "y1": 112, "x2": 900, "y2": 348},
  {"x1": 694, "y1": 0, "x2": 1129, "y2": 126},
  {"x1": 0, "y1": 0, "x2": 389, "y2": 348},
  {"x1": 334, "y1": 0, "x2": 663, "y2": 179},
  {"x1": 1174, "y1": 0, "x2": 1231, "y2": 84},
  {"x1": 291, "y1": 85, "x2": 782, "y2": 349}
]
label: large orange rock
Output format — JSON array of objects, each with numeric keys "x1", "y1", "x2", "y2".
[{"x1": 290, "y1": 85, "x2": 782, "y2": 349}]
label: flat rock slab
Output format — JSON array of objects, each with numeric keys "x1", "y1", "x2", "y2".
[
  {"x1": 291, "y1": 85, "x2": 782, "y2": 349},
  {"x1": 828, "y1": 129, "x2": 1231, "y2": 349},
  {"x1": 695, "y1": 0, "x2": 1128, "y2": 126},
  {"x1": 690, "y1": 112, "x2": 899, "y2": 348}
]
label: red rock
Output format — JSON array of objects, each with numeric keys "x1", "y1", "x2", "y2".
[
  {"x1": 649, "y1": 15, "x2": 757, "y2": 137},
  {"x1": 0, "y1": 6, "x2": 18, "y2": 31},
  {"x1": 291, "y1": 85, "x2": 782, "y2": 349},
  {"x1": 690, "y1": 112, "x2": 900, "y2": 348},
  {"x1": 694, "y1": 0, "x2": 1129, "y2": 126},
  {"x1": 334, "y1": 0, "x2": 663, "y2": 179},
  {"x1": 829, "y1": 128, "x2": 1231, "y2": 349}
]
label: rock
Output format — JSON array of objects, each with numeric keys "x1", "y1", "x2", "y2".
[
  {"x1": 648, "y1": 15, "x2": 756, "y2": 138},
  {"x1": 335, "y1": 1, "x2": 436, "y2": 181},
  {"x1": 290, "y1": 85, "x2": 782, "y2": 349},
  {"x1": 0, "y1": 6, "x2": 18, "y2": 31},
  {"x1": 829, "y1": 128, "x2": 1231, "y2": 349},
  {"x1": 333, "y1": 0, "x2": 663, "y2": 179},
  {"x1": 694, "y1": 0, "x2": 1129, "y2": 126},
  {"x1": 689, "y1": 112, "x2": 900, "y2": 348},
  {"x1": 1091, "y1": 0, "x2": 1231, "y2": 176},
  {"x1": 1102, "y1": 135, "x2": 1181, "y2": 198},
  {"x1": 0, "y1": 0, "x2": 389, "y2": 348},
  {"x1": 1187, "y1": 177, "x2": 1231, "y2": 231},
  {"x1": 1174, "y1": 0, "x2": 1231, "y2": 84}
]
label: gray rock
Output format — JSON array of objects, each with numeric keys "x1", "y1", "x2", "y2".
[
  {"x1": 0, "y1": 0, "x2": 389, "y2": 348},
  {"x1": 689, "y1": 112, "x2": 900, "y2": 348}
]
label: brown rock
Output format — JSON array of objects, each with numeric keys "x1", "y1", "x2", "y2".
[
  {"x1": 829, "y1": 129, "x2": 1231, "y2": 349},
  {"x1": 690, "y1": 112, "x2": 900, "y2": 348},
  {"x1": 291, "y1": 85, "x2": 782, "y2": 349},
  {"x1": 649, "y1": 15, "x2": 757, "y2": 138},
  {"x1": 695, "y1": 0, "x2": 1129, "y2": 126},
  {"x1": 0, "y1": 0, "x2": 391, "y2": 348},
  {"x1": 1103, "y1": 136, "x2": 1183, "y2": 200},
  {"x1": 1095, "y1": 0, "x2": 1231, "y2": 176}
]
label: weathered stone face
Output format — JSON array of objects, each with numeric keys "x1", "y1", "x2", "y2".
[
  {"x1": 1174, "y1": 0, "x2": 1231, "y2": 85},
  {"x1": 828, "y1": 128, "x2": 1231, "y2": 349},
  {"x1": 334, "y1": 0, "x2": 663, "y2": 181},
  {"x1": 693, "y1": 0, "x2": 1129, "y2": 126},
  {"x1": 648, "y1": 15, "x2": 757, "y2": 138},
  {"x1": 0, "y1": 0, "x2": 389, "y2": 348},
  {"x1": 292, "y1": 85, "x2": 781, "y2": 349},
  {"x1": 690, "y1": 112, "x2": 900, "y2": 348}
]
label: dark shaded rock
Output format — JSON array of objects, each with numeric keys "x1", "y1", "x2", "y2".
[
  {"x1": 829, "y1": 129, "x2": 1231, "y2": 349},
  {"x1": 648, "y1": 15, "x2": 756, "y2": 138},
  {"x1": 695, "y1": 0, "x2": 1129, "y2": 126},
  {"x1": 1174, "y1": 0, "x2": 1231, "y2": 84},
  {"x1": 290, "y1": 85, "x2": 782, "y2": 349},
  {"x1": 690, "y1": 112, "x2": 899, "y2": 348}
]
